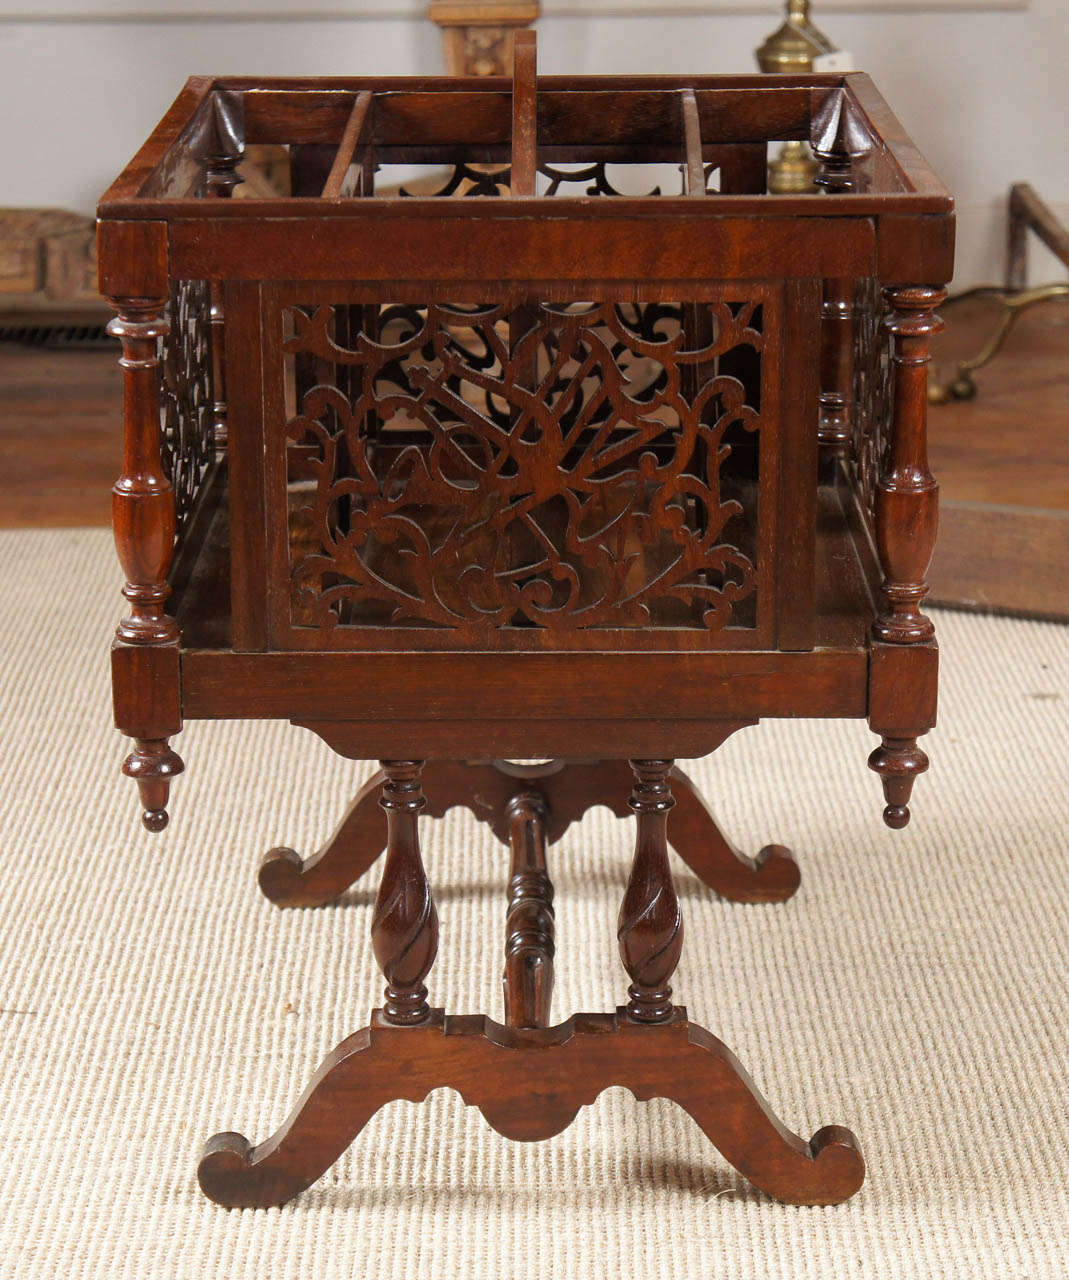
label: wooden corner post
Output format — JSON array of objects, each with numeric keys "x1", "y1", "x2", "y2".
[
  {"x1": 868, "y1": 284, "x2": 945, "y2": 827},
  {"x1": 100, "y1": 219, "x2": 183, "y2": 832}
]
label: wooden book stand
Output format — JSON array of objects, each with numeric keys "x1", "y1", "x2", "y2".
[{"x1": 97, "y1": 34, "x2": 952, "y2": 1208}]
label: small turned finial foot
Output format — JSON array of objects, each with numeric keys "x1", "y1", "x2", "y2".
[
  {"x1": 123, "y1": 738, "x2": 184, "y2": 832},
  {"x1": 868, "y1": 737, "x2": 928, "y2": 828}
]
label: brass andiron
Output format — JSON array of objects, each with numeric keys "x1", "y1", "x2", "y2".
[
  {"x1": 930, "y1": 183, "x2": 1069, "y2": 403},
  {"x1": 756, "y1": 0, "x2": 836, "y2": 194}
]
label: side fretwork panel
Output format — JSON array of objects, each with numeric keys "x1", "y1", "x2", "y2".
[{"x1": 225, "y1": 277, "x2": 824, "y2": 655}]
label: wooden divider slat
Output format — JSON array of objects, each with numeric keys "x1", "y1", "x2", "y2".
[
  {"x1": 321, "y1": 91, "x2": 373, "y2": 198},
  {"x1": 511, "y1": 32, "x2": 538, "y2": 198},
  {"x1": 681, "y1": 89, "x2": 705, "y2": 198}
]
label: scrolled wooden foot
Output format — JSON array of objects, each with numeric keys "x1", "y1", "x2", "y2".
[
  {"x1": 668, "y1": 766, "x2": 800, "y2": 902},
  {"x1": 868, "y1": 736, "x2": 929, "y2": 828},
  {"x1": 259, "y1": 769, "x2": 387, "y2": 907},
  {"x1": 258, "y1": 759, "x2": 544, "y2": 907},
  {"x1": 197, "y1": 1011, "x2": 864, "y2": 1209},
  {"x1": 122, "y1": 737, "x2": 183, "y2": 832}
]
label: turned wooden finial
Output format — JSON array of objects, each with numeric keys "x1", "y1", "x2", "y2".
[
  {"x1": 373, "y1": 761, "x2": 438, "y2": 1024},
  {"x1": 865, "y1": 284, "x2": 944, "y2": 828},
  {"x1": 868, "y1": 737, "x2": 929, "y2": 829},
  {"x1": 619, "y1": 760, "x2": 682, "y2": 1023},
  {"x1": 123, "y1": 738, "x2": 184, "y2": 832}
]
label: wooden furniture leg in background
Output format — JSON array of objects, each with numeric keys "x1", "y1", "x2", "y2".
[
  {"x1": 198, "y1": 752, "x2": 862, "y2": 1209},
  {"x1": 258, "y1": 757, "x2": 800, "y2": 908}
]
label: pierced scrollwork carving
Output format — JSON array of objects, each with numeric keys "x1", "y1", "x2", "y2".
[
  {"x1": 851, "y1": 277, "x2": 892, "y2": 526},
  {"x1": 401, "y1": 160, "x2": 670, "y2": 199},
  {"x1": 279, "y1": 294, "x2": 767, "y2": 643},
  {"x1": 159, "y1": 278, "x2": 216, "y2": 536}
]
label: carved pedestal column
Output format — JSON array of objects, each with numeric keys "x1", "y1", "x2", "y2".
[
  {"x1": 373, "y1": 761, "x2": 438, "y2": 1025},
  {"x1": 618, "y1": 760, "x2": 682, "y2": 1024}
]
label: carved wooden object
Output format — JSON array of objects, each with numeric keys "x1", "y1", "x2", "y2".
[
  {"x1": 503, "y1": 792, "x2": 555, "y2": 1028},
  {"x1": 619, "y1": 761, "x2": 682, "y2": 1023},
  {"x1": 429, "y1": 1, "x2": 540, "y2": 78},
  {"x1": 258, "y1": 757, "x2": 800, "y2": 909},
  {"x1": 373, "y1": 761, "x2": 438, "y2": 1025},
  {"x1": 98, "y1": 40, "x2": 952, "y2": 1208}
]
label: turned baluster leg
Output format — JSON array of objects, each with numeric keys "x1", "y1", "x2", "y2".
[
  {"x1": 106, "y1": 294, "x2": 184, "y2": 832},
  {"x1": 618, "y1": 760, "x2": 682, "y2": 1024},
  {"x1": 868, "y1": 285, "x2": 946, "y2": 826},
  {"x1": 373, "y1": 761, "x2": 438, "y2": 1025}
]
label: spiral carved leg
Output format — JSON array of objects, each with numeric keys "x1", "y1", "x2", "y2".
[
  {"x1": 373, "y1": 761, "x2": 438, "y2": 1026},
  {"x1": 868, "y1": 736, "x2": 929, "y2": 829},
  {"x1": 123, "y1": 737, "x2": 184, "y2": 833},
  {"x1": 619, "y1": 760, "x2": 683, "y2": 1024},
  {"x1": 197, "y1": 1011, "x2": 864, "y2": 1209}
]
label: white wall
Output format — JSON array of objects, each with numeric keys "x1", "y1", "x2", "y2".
[{"x1": 1, "y1": 1, "x2": 1066, "y2": 286}]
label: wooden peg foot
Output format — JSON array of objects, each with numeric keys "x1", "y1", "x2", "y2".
[
  {"x1": 868, "y1": 736, "x2": 929, "y2": 828},
  {"x1": 197, "y1": 1009, "x2": 863, "y2": 1209},
  {"x1": 123, "y1": 737, "x2": 184, "y2": 832}
]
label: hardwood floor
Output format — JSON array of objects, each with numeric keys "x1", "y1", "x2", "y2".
[
  {"x1": 0, "y1": 297, "x2": 1065, "y2": 614},
  {"x1": 0, "y1": 342, "x2": 117, "y2": 528},
  {"x1": 927, "y1": 294, "x2": 1069, "y2": 619}
]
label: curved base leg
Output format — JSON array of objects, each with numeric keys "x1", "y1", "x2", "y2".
[
  {"x1": 258, "y1": 759, "x2": 633, "y2": 907},
  {"x1": 198, "y1": 1009, "x2": 863, "y2": 1209},
  {"x1": 669, "y1": 766, "x2": 800, "y2": 903},
  {"x1": 259, "y1": 769, "x2": 388, "y2": 907},
  {"x1": 259, "y1": 758, "x2": 800, "y2": 907}
]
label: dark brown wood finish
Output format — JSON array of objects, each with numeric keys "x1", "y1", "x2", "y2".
[
  {"x1": 618, "y1": 760, "x2": 683, "y2": 1023},
  {"x1": 502, "y1": 793, "x2": 555, "y2": 1029},
  {"x1": 257, "y1": 756, "x2": 800, "y2": 910},
  {"x1": 198, "y1": 1009, "x2": 864, "y2": 1210},
  {"x1": 373, "y1": 761, "x2": 438, "y2": 1025},
  {"x1": 99, "y1": 42, "x2": 951, "y2": 1208}
]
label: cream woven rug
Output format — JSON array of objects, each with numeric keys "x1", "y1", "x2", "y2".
[{"x1": 0, "y1": 528, "x2": 1066, "y2": 1279}]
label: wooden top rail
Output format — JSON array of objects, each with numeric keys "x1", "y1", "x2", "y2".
[
  {"x1": 98, "y1": 71, "x2": 952, "y2": 215},
  {"x1": 321, "y1": 91, "x2": 373, "y2": 198}
]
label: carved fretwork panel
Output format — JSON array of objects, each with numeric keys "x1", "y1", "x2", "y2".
[
  {"x1": 392, "y1": 161, "x2": 726, "y2": 200},
  {"x1": 851, "y1": 277, "x2": 892, "y2": 528},
  {"x1": 263, "y1": 286, "x2": 780, "y2": 651},
  {"x1": 160, "y1": 278, "x2": 216, "y2": 537}
]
